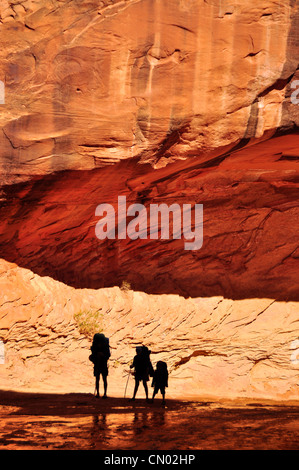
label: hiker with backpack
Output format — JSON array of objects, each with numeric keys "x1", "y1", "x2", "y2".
[
  {"x1": 129, "y1": 345, "x2": 154, "y2": 402},
  {"x1": 89, "y1": 333, "x2": 111, "y2": 398},
  {"x1": 151, "y1": 361, "x2": 168, "y2": 405}
]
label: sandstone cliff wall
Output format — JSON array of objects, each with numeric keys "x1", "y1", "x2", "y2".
[
  {"x1": 0, "y1": 0, "x2": 298, "y2": 399},
  {"x1": 0, "y1": 0, "x2": 298, "y2": 183}
]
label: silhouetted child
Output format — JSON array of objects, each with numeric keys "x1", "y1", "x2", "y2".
[
  {"x1": 151, "y1": 361, "x2": 168, "y2": 405},
  {"x1": 130, "y1": 345, "x2": 154, "y2": 401}
]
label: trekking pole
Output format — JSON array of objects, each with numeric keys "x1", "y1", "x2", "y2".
[{"x1": 124, "y1": 370, "x2": 131, "y2": 399}]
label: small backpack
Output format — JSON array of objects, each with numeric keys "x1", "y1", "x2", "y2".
[{"x1": 156, "y1": 361, "x2": 168, "y2": 385}]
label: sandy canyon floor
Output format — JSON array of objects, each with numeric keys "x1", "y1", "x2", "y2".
[{"x1": 1, "y1": 390, "x2": 299, "y2": 451}]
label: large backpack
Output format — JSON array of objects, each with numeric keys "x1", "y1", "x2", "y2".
[
  {"x1": 89, "y1": 333, "x2": 110, "y2": 363},
  {"x1": 136, "y1": 345, "x2": 154, "y2": 376},
  {"x1": 138, "y1": 345, "x2": 151, "y2": 357}
]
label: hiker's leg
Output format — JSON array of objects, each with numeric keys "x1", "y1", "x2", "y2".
[
  {"x1": 151, "y1": 386, "x2": 158, "y2": 402},
  {"x1": 95, "y1": 375, "x2": 100, "y2": 397},
  {"x1": 143, "y1": 379, "x2": 148, "y2": 400},
  {"x1": 102, "y1": 374, "x2": 108, "y2": 398},
  {"x1": 132, "y1": 379, "x2": 139, "y2": 399},
  {"x1": 161, "y1": 388, "x2": 166, "y2": 404}
]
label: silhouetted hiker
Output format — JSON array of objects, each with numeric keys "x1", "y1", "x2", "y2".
[
  {"x1": 151, "y1": 361, "x2": 168, "y2": 405},
  {"x1": 130, "y1": 345, "x2": 154, "y2": 402},
  {"x1": 89, "y1": 333, "x2": 111, "y2": 398}
]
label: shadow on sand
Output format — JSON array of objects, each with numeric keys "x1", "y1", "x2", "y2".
[
  {"x1": 0, "y1": 389, "x2": 195, "y2": 416},
  {"x1": 1, "y1": 390, "x2": 299, "y2": 450}
]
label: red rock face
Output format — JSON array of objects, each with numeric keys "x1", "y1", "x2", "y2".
[
  {"x1": 0, "y1": 132, "x2": 298, "y2": 301},
  {"x1": 0, "y1": 0, "x2": 298, "y2": 399}
]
